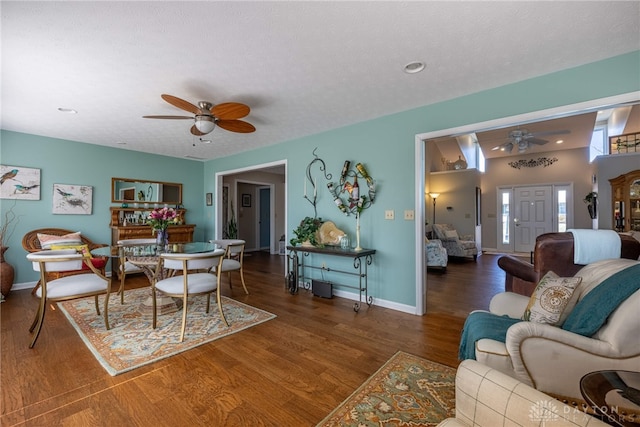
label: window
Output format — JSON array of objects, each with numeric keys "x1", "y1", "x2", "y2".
[
  {"x1": 589, "y1": 124, "x2": 607, "y2": 162},
  {"x1": 501, "y1": 191, "x2": 510, "y2": 244},
  {"x1": 557, "y1": 189, "x2": 567, "y2": 232}
]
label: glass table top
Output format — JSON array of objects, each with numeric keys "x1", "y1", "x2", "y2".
[{"x1": 91, "y1": 242, "x2": 219, "y2": 258}]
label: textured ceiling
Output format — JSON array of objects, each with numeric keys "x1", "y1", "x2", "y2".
[{"x1": 2, "y1": 1, "x2": 639, "y2": 161}]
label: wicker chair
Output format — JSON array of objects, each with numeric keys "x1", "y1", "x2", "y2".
[{"x1": 22, "y1": 228, "x2": 108, "y2": 294}]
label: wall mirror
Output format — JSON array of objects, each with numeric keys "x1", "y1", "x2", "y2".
[{"x1": 111, "y1": 178, "x2": 182, "y2": 204}]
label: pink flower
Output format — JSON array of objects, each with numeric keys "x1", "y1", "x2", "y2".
[{"x1": 147, "y1": 207, "x2": 177, "y2": 230}]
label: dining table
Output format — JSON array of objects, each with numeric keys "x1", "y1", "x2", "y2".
[{"x1": 91, "y1": 242, "x2": 223, "y2": 315}]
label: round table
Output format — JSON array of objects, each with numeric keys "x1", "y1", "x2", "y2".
[
  {"x1": 580, "y1": 370, "x2": 640, "y2": 427},
  {"x1": 92, "y1": 242, "x2": 222, "y2": 314}
]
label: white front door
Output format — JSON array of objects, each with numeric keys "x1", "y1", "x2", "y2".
[
  {"x1": 497, "y1": 185, "x2": 560, "y2": 254},
  {"x1": 513, "y1": 185, "x2": 553, "y2": 253}
]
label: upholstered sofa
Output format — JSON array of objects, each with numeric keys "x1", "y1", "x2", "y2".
[
  {"x1": 466, "y1": 258, "x2": 640, "y2": 404},
  {"x1": 426, "y1": 239, "x2": 447, "y2": 271},
  {"x1": 498, "y1": 231, "x2": 640, "y2": 296},
  {"x1": 437, "y1": 359, "x2": 607, "y2": 427},
  {"x1": 432, "y1": 224, "x2": 478, "y2": 261}
]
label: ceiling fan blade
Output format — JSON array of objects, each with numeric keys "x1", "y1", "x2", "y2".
[
  {"x1": 217, "y1": 119, "x2": 256, "y2": 133},
  {"x1": 530, "y1": 129, "x2": 571, "y2": 137},
  {"x1": 190, "y1": 125, "x2": 208, "y2": 136},
  {"x1": 527, "y1": 138, "x2": 548, "y2": 145},
  {"x1": 504, "y1": 143, "x2": 514, "y2": 153},
  {"x1": 143, "y1": 115, "x2": 193, "y2": 119},
  {"x1": 212, "y1": 102, "x2": 250, "y2": 119},
  {"x1": 161, "y1": 94, "x2": 201, "y2": 115}
]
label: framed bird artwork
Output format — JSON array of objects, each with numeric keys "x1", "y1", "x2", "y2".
[
  {"x1": 52, "y1": 184, "x2": 93, "y2": 215},
  {"x1": 0, "y1": 165, "x2": 41, "y2": 200}
]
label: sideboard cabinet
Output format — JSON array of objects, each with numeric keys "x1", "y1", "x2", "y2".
[{"x1": 109, "y1": 207, "x2": 195, "y2": 244}]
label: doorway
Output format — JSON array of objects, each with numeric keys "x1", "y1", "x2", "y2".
[{"x1": 215, "y1": 160, "x2": 286, "y2": 256}]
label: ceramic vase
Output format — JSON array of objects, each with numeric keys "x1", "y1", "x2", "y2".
[{"x1": 0, "y1": 246, "x2": 15, "y2": 298}]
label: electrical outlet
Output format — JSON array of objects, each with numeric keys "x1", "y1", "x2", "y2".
[
  {"x1": 384, "y1": 210, "x2": 395, "y2": 220},
  {"x1": 404, "y1": 210, "x2": 414, "y2": 220}
]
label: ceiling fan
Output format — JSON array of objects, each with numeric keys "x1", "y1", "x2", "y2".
[
  {"x1": 491, "y1": 128, "x2": 570, "y2": 153},
  {"x1": 143, "y1": 94, "x2": 255, "y2": 136}
]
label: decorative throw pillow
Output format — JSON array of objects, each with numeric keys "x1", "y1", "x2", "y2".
[
  {"x1": 37, "y1": 232, "x2": 82, "y2": 249},
  {"x1": 50, "y1": 243, "x2": 92, "y2": 258},
  {"x1": 444, "y1": 230, "x2": 459, "y2": 240},
  {"x1": 522, "y1": 271, "x2": 582, "y2": 325}
]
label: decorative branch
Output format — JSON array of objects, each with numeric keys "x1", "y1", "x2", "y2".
[
  {"x1": 508, "y1": 157, "x2": 558, "y2": 169},
  {"x1": 304, "y1": 148, "x2": 333, "y2": 218}
]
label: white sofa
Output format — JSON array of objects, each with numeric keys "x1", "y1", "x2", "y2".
[
  {"x1": 471, "y1": 258, "x2": 640, "y2": 402},
  {"x1": 437, "y1": 360, "x2": 607, "y2": 426}
]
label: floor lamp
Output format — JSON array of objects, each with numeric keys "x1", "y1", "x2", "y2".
[{"x1": 429, "y1": 193, "x2": 440, "y2": 226}]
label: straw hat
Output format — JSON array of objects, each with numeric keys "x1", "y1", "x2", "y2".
[{"x1": 318, "y1": 221, "x2": 345, "y2": 245}]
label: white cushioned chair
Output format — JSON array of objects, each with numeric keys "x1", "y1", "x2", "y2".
[
  {"x1": 437, "y1": 359, "x2": 607, "y2": 427},
  {"x1": 470, "y1": 258, "x2": 640, "y2": 403},
  {"x1": 27, "y1": 249, "x2": 111, "y2": 348},
  {"x1": 152, "y1": 249, "x2": 226, "y2": 342},
  {"x1": 432, "y1": 224, "x2": 478, "y2": 261},
  {"x1": 210, "y1": 239, "x2": 249, "y2": 295},
  {"x1": 116, "y1": 238, "x2": 157, "y2": 303}
]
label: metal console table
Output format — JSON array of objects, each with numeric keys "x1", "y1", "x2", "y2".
[{"x1": 286, "y1": 245, "x2": 376, "y2": 312}]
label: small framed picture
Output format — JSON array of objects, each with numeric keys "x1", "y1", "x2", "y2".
[
  {"x1": 206, "y1": 192, "x2": 213, "y2": 206},
  {"x1": 242, "y1": 193, "x2": 251, "y2": 207}
]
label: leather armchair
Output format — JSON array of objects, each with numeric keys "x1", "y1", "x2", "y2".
[
  {"x1": 498, "y1": 232, "x2": 640, "y2": 296},
  {"x1": 472, "y1": 259, "x2": 640, "y2": 403}
]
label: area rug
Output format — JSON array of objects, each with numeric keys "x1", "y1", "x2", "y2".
[
  {"x1": 317, "y1": 351, "x2": 456, "y2": 427},
  {"x1": 58, "y1": 287, "x2": 276, "y2": 376}
]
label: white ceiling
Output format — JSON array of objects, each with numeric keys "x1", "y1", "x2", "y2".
[{"x1": 2, "y1": 1, "x2": 639, "y2": 161}]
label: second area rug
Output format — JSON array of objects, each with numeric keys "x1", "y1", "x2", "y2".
[
  {"x1": 58, "y1": 287, "x2": 276, "y2": 376},
  {"x1": 317, "y1": 351, "x2": 456, "y2": 427}
]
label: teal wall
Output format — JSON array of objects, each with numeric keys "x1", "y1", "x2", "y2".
[
  {"x1": 0, "y1": 132, "x2": 206, "y2": 283},
  {"x1": 4, "y1": 51, "x2": 640, "y2": 309},
  {"x1": 205, "y1": 51, "x2": 640, "y2": 309}
]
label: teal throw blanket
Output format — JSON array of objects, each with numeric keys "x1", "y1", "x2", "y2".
[
  {"x1": 562, "y1": 263, "x2": 640, "y2": 336},
  {"x1": 458, "y1": 311, "x2": 522, "y2": 360}
]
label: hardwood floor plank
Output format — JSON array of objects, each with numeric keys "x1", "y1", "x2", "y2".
[{"x1": 1, "y1": 252, "x2": 505, "y2": 426}]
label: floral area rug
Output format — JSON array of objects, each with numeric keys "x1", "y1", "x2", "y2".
[
  {"x1": 58, "y1": 287, "x2": 276, "y2": 376},
  {"x1": 317, "y1": 351, "x2": 456, "y2": 427}
]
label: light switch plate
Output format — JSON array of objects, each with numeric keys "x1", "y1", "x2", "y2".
[
  {"x1": 385, "y1": 210, "x2": 395, "y2": 220},
  {"x1": 404, "y1": 210, "x2": 414, "y2": 220}
]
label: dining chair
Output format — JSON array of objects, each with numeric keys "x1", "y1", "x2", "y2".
[
  {"x1": 152, "y1": 250, "x2": 227, "y2": 342},
  {"x1": 116, "y1": 238, "x2": 157, "y2": 304},
  {"x1": 210, "y1": 239, "x2": 249, "y2": 295},
  {"x1": 26, "y1": 249, "x2": 112, "y2": 348}
]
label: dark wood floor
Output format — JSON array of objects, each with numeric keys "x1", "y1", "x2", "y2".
[{"x1": 1, "y1": 252, "x2": 505, "y2": 426}]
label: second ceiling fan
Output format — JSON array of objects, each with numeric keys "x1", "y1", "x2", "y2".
[
  {"x1": 144, "y1": 94, "x2": 256, "y2": 136},
  {"x1": 492, "y1": 128, "x2": 570, "y2": 153}
]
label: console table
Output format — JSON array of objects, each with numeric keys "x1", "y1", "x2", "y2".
[{"x1": 286, "y1": 245, "x2": 376, "y2": 312}]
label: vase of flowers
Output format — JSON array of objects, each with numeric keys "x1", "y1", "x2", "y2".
[{"x1": 147, "y1": 207, "x2": 177, "y2": 247}]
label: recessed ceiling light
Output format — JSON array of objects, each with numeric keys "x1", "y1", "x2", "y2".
[
  {"x1": 556, "y1": 140, "x2": 564, "y2": 144},
  {"x1": 57, "y1": 107, "x2": 77, "y2": 114},
  {"x1": 403, "y1": 61, "x2": 425, "y2": 74}
]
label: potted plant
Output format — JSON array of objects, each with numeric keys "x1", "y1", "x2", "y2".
[
  {"x1": 290, "y1": 216, "x2": 324, "y2": 247},
  {"x1": 584, "y1": 191, "x2": 598, "y2": 219}
]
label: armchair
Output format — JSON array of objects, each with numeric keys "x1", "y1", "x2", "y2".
[
  {"x1": 426, "y1": 239, "x2": 447, "y2": 271},
  {"x1": 432, "y1": 224, "x2": 477, "y2": 261},
  {"x1": 469, "y1": 258, "x2": 640, "y2": 403},
  {"x1": 498, "y1": 231, "x2": 640, "y2": 296},
  {"x1": 437, "y1": 360, "x2": 607, "y2": 427}
]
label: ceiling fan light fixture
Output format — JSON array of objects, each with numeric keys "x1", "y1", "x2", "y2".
[{"x1": 194, "y1": 116, "x2": 216, "y2": 134}]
